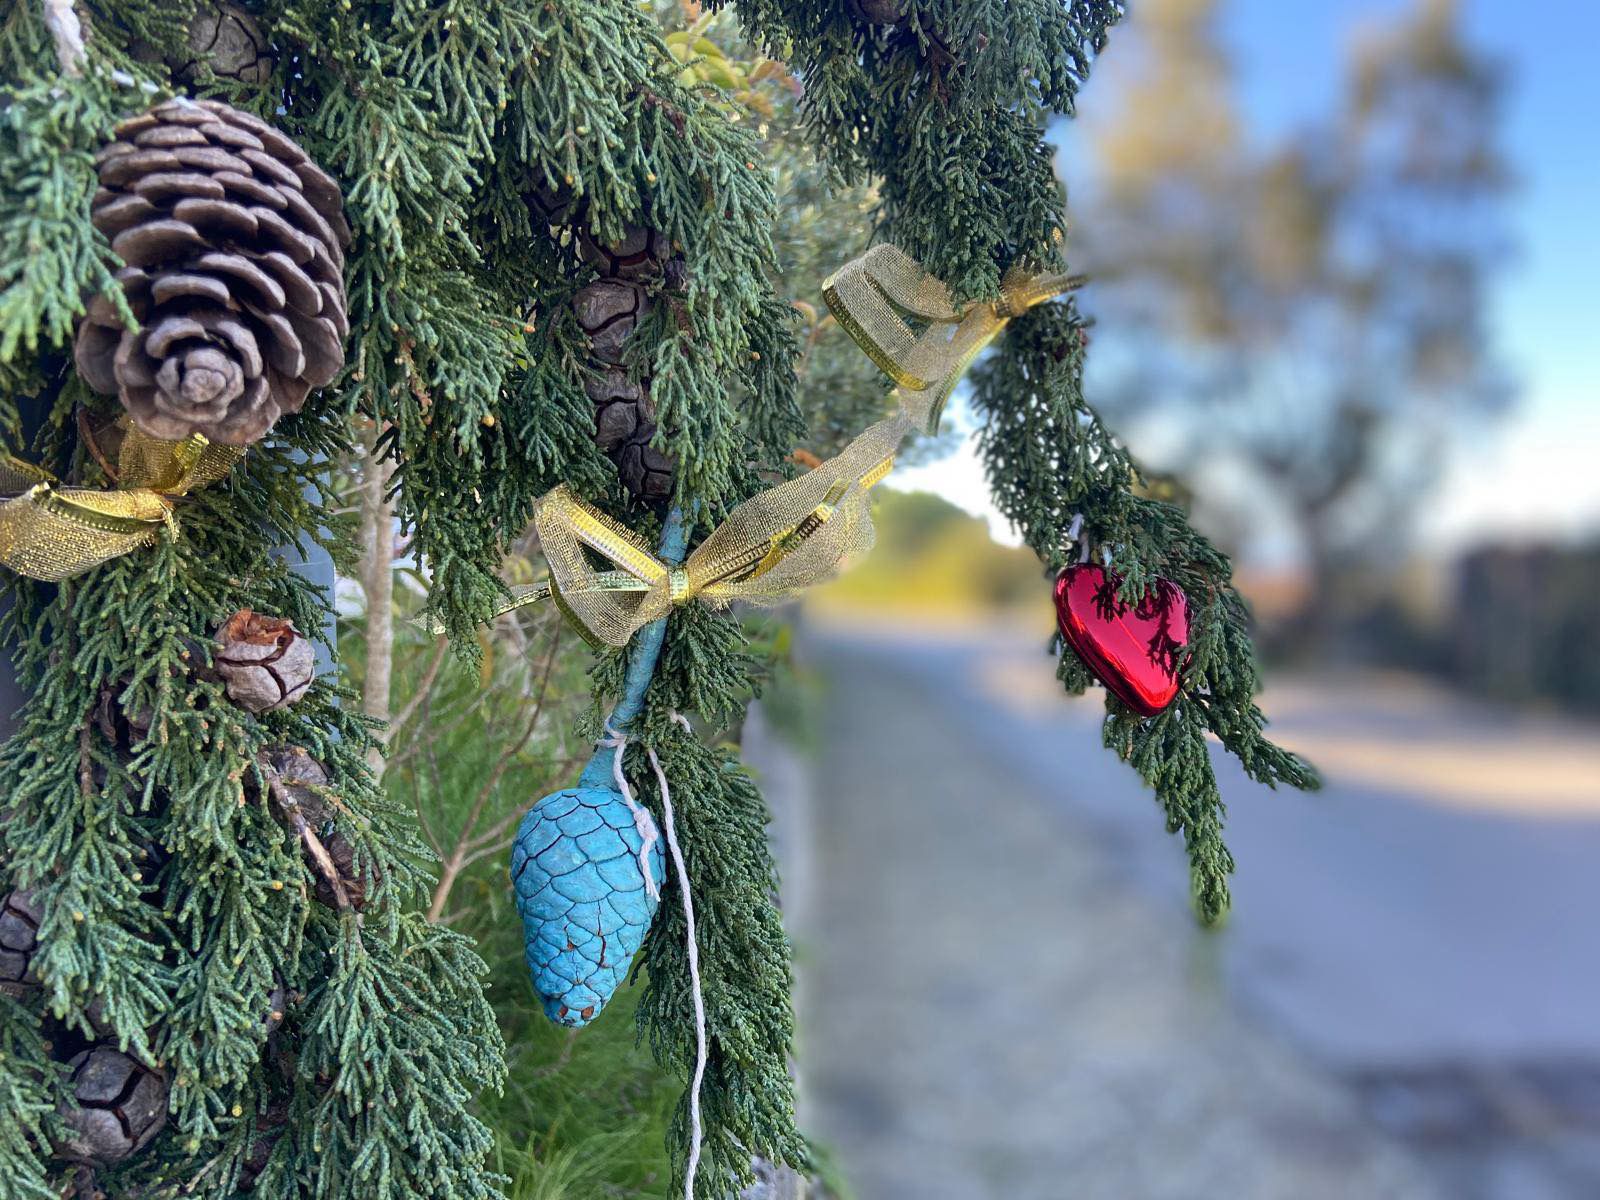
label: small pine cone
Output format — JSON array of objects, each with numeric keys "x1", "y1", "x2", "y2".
[
  {"x1": 585, "y1": 367, "x2": 649, "y2": 453},
  {"x1": 169, "y1": 3, "x2": 273, "y2": 84},
  {"x1": 215, "y1": 610, "x2": 315, "y2": 713},
  {"x1": 614, "y1": 423, "x2": 675, "y2": 503},
  {"x1": 527, "y1": 183, "x2": 573, "y2": 230},
  {"x1": 578, "y1": 225, "x2": 673, "y2": 281},
  {"x1": 848, "y1": 0, "x2": 906, "y2": 22},
  {"x1": 56, "y1": 1046, "x2": 169, "y2": 1165},
  {"x1": 572, "y1": 279, "x2": 651, "y2": 366},
  {"x1": 75, "y1": 98, "x2": 350, "y2": 447},
  {"x1": 0, "y1": 886, "x2": 41, "y2": 998},
  {"x1": 258, "y1": 747, "x2": 372, "y2": 911}
]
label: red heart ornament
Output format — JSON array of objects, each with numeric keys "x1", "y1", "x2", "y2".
[{"x1": 1053, "y1": 564, "x2": 1189, "y2": 716}]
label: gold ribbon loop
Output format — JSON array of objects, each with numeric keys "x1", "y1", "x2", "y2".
[
  {"x1": 533, "y1": 417, "x2": 900, "y2": 646},
  {"x1": 467, "y1": 244, "x2": 1074, "y2": 647},
  {"x1": 0, "y1": 423, "x2": 244, "y2": 582},
  {"x1": 822, "y1": 243, "x2": 1082, "y2": 432}
]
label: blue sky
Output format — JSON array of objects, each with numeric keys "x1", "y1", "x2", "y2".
[{"x1": 895, "y1": 0, "x2": 1600, "y2": 557}]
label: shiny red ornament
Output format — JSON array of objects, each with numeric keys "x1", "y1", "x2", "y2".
[{"x1": 1053, "y1": 564, "x2": 1189, "y2": 716}]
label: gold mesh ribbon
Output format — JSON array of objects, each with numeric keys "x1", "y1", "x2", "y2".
[
  {"x1": 515, "y1": 417, "x2": 899, "y2": 647},
  {"x1": 478, "y1": 244, "x2": 1075, "y2": 646},
  {"x1": 822, "y1": 242, "x2": 1082, "y2": 432},
  {"x1": 0, "y1": 424, "x2": 243, "y2": 581}
]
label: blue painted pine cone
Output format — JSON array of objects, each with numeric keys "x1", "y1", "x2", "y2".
[{"x1": 510, "y1": 786, "x2": 665, "y2": 1027}]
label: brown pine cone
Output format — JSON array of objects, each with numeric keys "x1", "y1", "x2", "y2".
[
  {"x1": 258, "y1": 747, "x2": 373, "y2": 911},
  {"x1": 236, "y1": 1097, "x2": 291, "y2": 1191},
  {"x1": 586, "y1": 367, "x2": 648, "y2": 453},
  {"x1": 0, "y1": 886, "x2": 41, "y2": 998},
  {"x1": 215, "y1": 609, "x2": 315, "y2": 713},
  {"x1": 56, "y1": 1046, "x2": 169, "y2": 1165},
  {"x1": 614, "y1": 423, "x2": 675, "y2": 503},
  {"x1": 578, "y1": 225, "x2": 673, "y2": 281},
  {"x1": 74, "y1": 98, "x2": 350, "y2": 447},
  {"x1": 848, "y1": 0, "x2": 906, "y2": 22},
  {"x1": 169, "y1": 3, "x2": 274, "y2": 85},
  {"x1": 570, "y1": 223, "x2": 685, "y2": 502},
  {"x1": 572, "y1": 278, "x2": 651, "y2": 366}
]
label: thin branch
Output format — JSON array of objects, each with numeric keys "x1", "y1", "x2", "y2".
[
  {"x1": 42, "y1": 0, "x2": 86, "y2": 77},
  {"x1": 357, "y1": 426, "x2": 398, "y2": 778},
  {"x1": 426, "y1": 627, "x2": 564, "y2": 922},
  {"x1": 388, "y1": 633, "x2": 450, "y2": 738}
]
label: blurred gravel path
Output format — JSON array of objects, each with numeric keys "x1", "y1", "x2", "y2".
[{"x1": 793, "y1": 631, "x2": 1439, "y2": 1200}]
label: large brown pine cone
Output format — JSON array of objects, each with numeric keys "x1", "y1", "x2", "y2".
[
  {"x1": 56, "y1": 1046, "x2": 169, "y2": 1164},
  {"x1": 75, "y1": 98, "x2": 350, "y2": 447},
  {"x1": 570, "y1": 224, "x2": 682, "y2": 502}
]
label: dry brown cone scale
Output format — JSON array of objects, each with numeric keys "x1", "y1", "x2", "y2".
[{"x1": 74, "y1": 97, "x2": 350, "y2": 447}]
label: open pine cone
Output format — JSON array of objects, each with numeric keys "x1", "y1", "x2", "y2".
[
  {"x1": 215, "y1": 609, "x2": 315, "y2": 712},
  {"x1": 257, "y1": 746, "x2": 374, "y2": 911},
  {"x1": 75, "y1": 98, "x2": 350, "y2": 447}
]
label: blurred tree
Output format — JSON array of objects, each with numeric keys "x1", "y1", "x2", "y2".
[{"x1": 1079, "y1": 0, "x2": 1513, "y2": 652}]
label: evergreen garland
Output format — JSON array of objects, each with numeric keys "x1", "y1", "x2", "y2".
[
  {"x1": 5, "y1": 0, "x2": 808, "y2": 1191},
  {"x1": 0, "y1": 2, "x2": 510, "y2": 1195},
  {"x1": 723, "y1": 0, "x2": 1319, "y2": 922},
  {"x1": 0, "y1": 0, "x2": 1323, "y2": 1196}
]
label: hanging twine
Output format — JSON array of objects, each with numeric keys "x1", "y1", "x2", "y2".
[
  {"x1": 657, "y1": 711, "x2": 706, "y2": 1200},
  {"x1": 596, "y1": 716, "x2": 707, "y2": 1199},
  {"x1": 599, "y1": 724, "x2": 662, "y2": 902}
]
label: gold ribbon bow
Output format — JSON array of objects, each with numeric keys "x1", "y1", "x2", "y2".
[
  {"x1": 822, "y1": 242, "x2": 1082, "y2": 432},
  {"x1": 479, "y1": 244, "x2": 1075, "y2": 646},
  {"x1": 0, "y1": 422, "x2": 243, "y2": 582},
  {"x1": 517, "y1": 421, "x2": 898, "y2": 647}
]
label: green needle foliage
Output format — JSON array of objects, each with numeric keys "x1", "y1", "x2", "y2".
[
  {"x1": 0, "y1": 3, "x2": 508, "y2": 1197},
  {"x1": 7, "y1": 0, "x2": 807, "y2": 1191},
  {"x1": 3, "y1": 0, "x2": 1320, "y2": 1194},
  {"x1": 724, "y1": 0, "x2": 1320, "y2": 923}
]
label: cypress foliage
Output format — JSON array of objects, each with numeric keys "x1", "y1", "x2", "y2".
[
  {"x1": 3, "y1": 0, "x2": 1322, "y2": 1196},
  {"x1": 5, "y1": 0, "x2": 805, "y2": 1192},
  {"x1": 724, "y1": 0, "x2": 1320, "y2": 922},
  {"x1": 0, "y1": 1, "x2": 510, "y2": 1195}
]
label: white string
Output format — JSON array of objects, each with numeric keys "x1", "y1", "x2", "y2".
[
  {"x1": 600, "y1": 724, "x2": 661, "y2": 901},
  {"x1": 654, "y1": 711, "x2": 706, "y2": 1200}
]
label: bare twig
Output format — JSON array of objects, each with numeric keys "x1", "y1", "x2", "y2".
[
  {"x1": 358, "y1": 426, "x2": 397, "y2": 778},
  {"x1": 77, "y1": 723, "x2": 95, "y2": 799},
  {"x1": 425, "y1": 627, "x2": 564, "y2": 922},
  {"x1": 388, "y1": 633, "x2": 450, "y2": 738},
  {"x1": 42, "y1": 0, "x2": 86, "y2": 77}
]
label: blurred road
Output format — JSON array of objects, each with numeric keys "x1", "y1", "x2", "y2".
[{"x1": 786, "y1": 620, "x2": 1600, "y2": 1200}]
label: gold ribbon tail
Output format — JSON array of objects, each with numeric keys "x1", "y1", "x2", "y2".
[
  {"x1": 0, "y1": 422, "x2": 243, "y2": 582},
  {"x1": 823, "y1": 243, "x2": 1084, "y2": 434}
]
